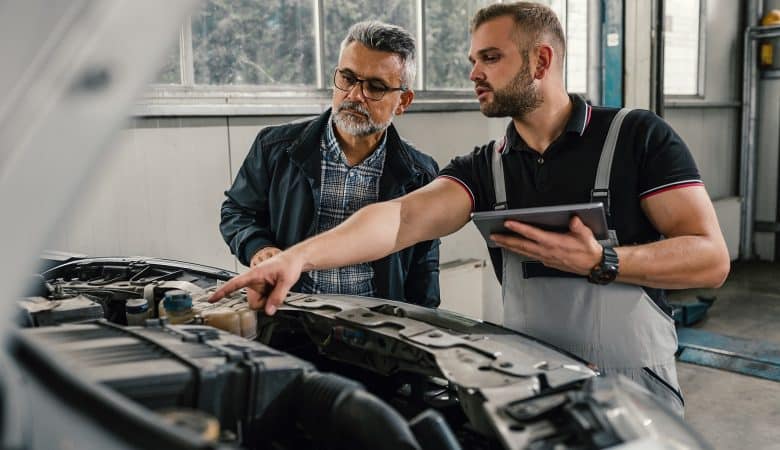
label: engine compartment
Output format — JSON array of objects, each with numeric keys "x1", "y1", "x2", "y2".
[{"x1": 11, "y1": 257, "x2": 706, "y2": 450}]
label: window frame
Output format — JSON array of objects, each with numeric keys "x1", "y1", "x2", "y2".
[
  {"x1": 662, "y1": 0, "x2": 706, "y2": 98},
  {"x1": 135, "y1": 0, "x2": 588, "y2": 116}
]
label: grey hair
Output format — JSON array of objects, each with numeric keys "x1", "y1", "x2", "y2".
[{"x1": 339, "y1": 20, "x2": 416, "y2": 89}]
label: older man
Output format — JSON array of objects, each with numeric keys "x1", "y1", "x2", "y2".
[
  {"x1": 213, "y1": 3, "x2": 730, "y2": 415},
  {"x1": 219, "y1": 21, "x2": 440, "y2": 307}
]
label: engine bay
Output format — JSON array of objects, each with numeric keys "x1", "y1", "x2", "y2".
[{"x1": 11, "y1": 257, "x2": 707, "y2": 450}]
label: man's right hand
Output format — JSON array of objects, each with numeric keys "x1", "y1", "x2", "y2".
[
  {"x1": 210, "y1": 251, "x2": 303, "y2": 315},
  {"x1": 250, "y1": 246, "x2": 282, "y2": 267}
]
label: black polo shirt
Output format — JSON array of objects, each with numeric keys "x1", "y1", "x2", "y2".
[{"x1": 439, "y1": 94, "x2": 703, "y2": 313}]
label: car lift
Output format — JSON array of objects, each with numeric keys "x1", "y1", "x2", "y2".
[
  {"x1": 672, "y1": 297, "x2": 780, "y2": 382},
  {"x1": 670, "y1": 296, "x2": 716, "y2": 327}
]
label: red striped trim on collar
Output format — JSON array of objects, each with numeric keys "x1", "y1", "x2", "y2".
[{"x1": 580, "y1": 103, "x2": 592, "y2": 136}]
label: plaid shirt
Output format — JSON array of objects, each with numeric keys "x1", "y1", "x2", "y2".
[{"x1": 306, "y1": 116, "x2": 387, "y2": 296}]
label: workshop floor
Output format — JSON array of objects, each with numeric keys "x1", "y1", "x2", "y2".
[{"x1": 668, "y1": 261, "x2": 780, "y2": 450}]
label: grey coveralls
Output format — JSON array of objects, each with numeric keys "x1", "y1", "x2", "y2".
[{"x1": 491, "y1": 109, "x2": 685, "y2": 416}]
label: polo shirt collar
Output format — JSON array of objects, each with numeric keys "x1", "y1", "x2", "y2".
[
  {"x1": 565, "y1": 93, "x2": 592, "y2": 136},
  {"x1": 504, "y1": 94, "x2": 593, "y2": 153}
]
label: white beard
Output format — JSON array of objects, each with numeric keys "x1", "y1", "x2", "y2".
[{"x1": 333, "y1": 101, "x2": 393, "y2": 137}]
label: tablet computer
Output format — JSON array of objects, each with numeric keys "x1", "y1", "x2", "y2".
[{"x1": 471, "y1": 202, "x2": 608, "y2": 248}]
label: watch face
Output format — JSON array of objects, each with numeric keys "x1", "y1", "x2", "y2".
[
  {"x1": 600, "y1": 264, "x2": 618, "y2": 282},
  {"x1": 589, "y1": 247, "x2": 619, "y2": 285}
]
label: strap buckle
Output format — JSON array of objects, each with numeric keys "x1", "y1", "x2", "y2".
[{"x1": 590, "y1": 188, "x2": 610, "y2": 216}]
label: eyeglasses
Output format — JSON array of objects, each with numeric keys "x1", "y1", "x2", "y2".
[{"x1": 333, "y1": 69, "x2": 407, "y2": 101}]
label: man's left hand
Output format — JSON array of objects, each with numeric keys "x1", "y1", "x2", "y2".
[{"x1": 490, "y1": 216, "x2": 603, "y2": 275}]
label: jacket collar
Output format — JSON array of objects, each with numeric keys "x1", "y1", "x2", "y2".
[
  {"x1": 379, "y1": 121, "x2": 418, "y2": 198},
  {"x1": 288, "y1": 108, "x2": 418, "y2": 191},
  {"x1": 287, "y1": 110, "x2": 330, "y2": 182}
]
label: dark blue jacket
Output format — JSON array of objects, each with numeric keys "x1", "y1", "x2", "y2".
[{"x1": 220, "y1": 109, "x2": 441, "y2": 307}]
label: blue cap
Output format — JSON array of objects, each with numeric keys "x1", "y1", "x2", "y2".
[
  {"x1": 125, "y1": 298, "x2": 149, "y2": 314},
  {"x1": 163, "y1": 290, "x2": 192, "y2": 312}
]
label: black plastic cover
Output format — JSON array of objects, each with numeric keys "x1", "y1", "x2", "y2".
[{"x1": 19, "y1": 320, "x2": 313, "y2": 437}]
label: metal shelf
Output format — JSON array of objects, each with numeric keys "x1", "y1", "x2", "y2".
[{"x1": 739, "y1": 22, "x2": 780, "y2": 260}]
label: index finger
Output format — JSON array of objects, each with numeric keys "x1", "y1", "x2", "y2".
[{"x1": 209, "y1": 271, "x2": 254, "y2": 302}]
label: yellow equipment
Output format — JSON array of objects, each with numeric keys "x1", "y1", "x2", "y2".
[{"x1": 760, "y1": 10, "x2": 780, "y2": 68}]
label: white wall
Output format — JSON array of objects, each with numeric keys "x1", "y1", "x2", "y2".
[{"x1": 53, "y1": 117, "x2": 237, "y2": 271}]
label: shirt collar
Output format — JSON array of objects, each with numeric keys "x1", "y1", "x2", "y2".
[
  {"x1": 565, "y1": 94, "x2": 592, "y2": 137},
  {"x1": 324, "y1": 113, "x2": 387, "y2": 168},
  {"x1": 504, "y1": 93, "x2": 593, "y2": 154}
]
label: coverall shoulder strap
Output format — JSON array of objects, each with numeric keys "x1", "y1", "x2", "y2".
[
  {"x1": 591, "y1": 108, "x2": 634, "y2": 215},
  {"x1": 491, "y1": 136, "x2": 508, "y2": 211}
]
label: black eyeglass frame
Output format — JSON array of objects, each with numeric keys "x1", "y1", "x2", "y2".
[{"x1": 333, "y1": 69, "x2": 408, "y2": 101}]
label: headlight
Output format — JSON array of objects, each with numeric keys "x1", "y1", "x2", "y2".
[{"x1": 588, "y1": 375, "x2": 712, "y2": 450}]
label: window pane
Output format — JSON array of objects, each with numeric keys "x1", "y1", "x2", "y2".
[
  {"x1": 663, "y1": 0, "x2": 701, "y2": 95},
  {"x1": 192, "y1": 0, "x2": 316, "y2": 86},
  {"x1": 323, "y1": 0, "x2": 416, "y2": 79},
  {"x1": 424, "y1": 0, "x2": 492, "y2": 90},
  {"x1": 424, "y1": 0, "x2": 584, "y2": 91},
  {"x1": 565, "y1": 0, "x2": 587, "y2": 93},
  {"x1": 155, "y1": 40, "x2": 181, "y2": 84}
]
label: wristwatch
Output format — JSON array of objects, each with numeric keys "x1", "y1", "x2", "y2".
[{"x1": 588, "y1": 245, "x2": 619, "y2": 285}]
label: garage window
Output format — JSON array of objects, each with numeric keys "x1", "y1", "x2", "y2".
[
  {"x1": 663, "y1": 0, "x2": 704, "y2": 96},
  {"x1": 142, "y1": 0, "x2": 588, "y2": 114}
]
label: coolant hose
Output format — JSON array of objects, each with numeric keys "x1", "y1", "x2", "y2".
[{"x1": 293, "y1": 372, "x2": 421, "y2": 450}]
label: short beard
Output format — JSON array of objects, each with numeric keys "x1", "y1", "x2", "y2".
[
  {"x1": 480, "y1": 52, "x2": 543, "y2": 119},
  {"x1": 332, "y1": 101, "x2": 393, "y2": 137}
]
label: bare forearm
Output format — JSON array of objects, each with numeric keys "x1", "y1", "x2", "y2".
[
  {"x1": 285, "y1": 179, "x2": 471, "y2": 273},
  {"x1": 288, "y1": 201, "x2": 409, "y2": 272},
  {"x1": 616, "y1": 235, "x2": 730, "y2": 289}
]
